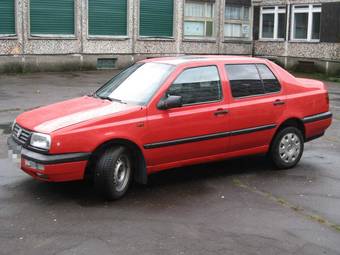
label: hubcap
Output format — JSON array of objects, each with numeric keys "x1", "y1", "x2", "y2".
[
  {"x1": 279, "y1": 133, "x2": 301, "y2": 164},
  {"x1": 113, "y1": 155, "x2": 130, "y2": 192}
]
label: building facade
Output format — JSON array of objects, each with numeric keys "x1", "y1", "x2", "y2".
[
  {"x1": 0, "y1": 0, "x2": 339, "y2": 75},
  {"x1": 253, "y1": 0, "x2": 340, "y2": 75}
]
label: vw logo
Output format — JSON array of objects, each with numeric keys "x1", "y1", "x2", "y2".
[{"x1": 16, "y1": 127, "x2": 22, "y2": 138}]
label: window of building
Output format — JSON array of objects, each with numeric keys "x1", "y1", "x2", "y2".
[
  {"x1": 0, "y1": 0, "x2": 15, "y2": 36},
  {"x1": 139, "y1": 0, "x2": 174, "y2": 37},
  {"x1": 30, "y1": 0, "x2": 75, "y2": 36},
  {"x1": 167, "y1": 66, "x2": 222, "y2": 105},
  {"x1": 291, "y1": 4, "x2": 321, "y2": 41},
  {"x1": 225, "y1": 64, "x2": 281, "y2": 98},
  {"x1": 224, "y1": 5, "x2": 250, "y2": 39},
  {"x1": 260, "y1": 6, "x2": 286, "y2": 40},
  {"x1": 184, "y1": 1, "x2": 214, "y2": 38},
  {"x1": 88, "y1": 0, "x2": 127, "y2": 36}
]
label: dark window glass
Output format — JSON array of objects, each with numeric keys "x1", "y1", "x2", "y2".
[
  {"x1": 88, "y1": 0, "x2": 127, "y2": 36},
  {"x1": 277, "y1": 13, "x2": 286, "y2": 38},
  {"x1": 257, "y1": 64, "x2": 281, "y2": 93},
  {"x1": 262, "y1": 13, "x2": 274, "y2": 38},
  {"x1": 30, "y1": 0, "x2": 74, "y2": 35},
  {"x1": 140, "y1": 0, "x2": 173, "y2": 37},
  {"x1": 0, "y1": 0, "x2": 15, "y2": 35},
  {"x1": 312, "y1": 12, "x2": 320, "y2": 39},
  {"x1": 294, "y1": 13, "x2": 308, "y2": 39},
  {"x1": 225, "y1": 64, "x2": 264, "y2": 98},
  {"x1": 167, "y1": 66, "x2": 222, "y2": 105}
]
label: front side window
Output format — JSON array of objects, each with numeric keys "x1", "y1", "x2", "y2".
[
  {"x1": 96, "y1": 63, "x2": 174, "y2": 105},
  {"x1": 292, "y1": 4, "x2": 321, "y2": 41},
  {"x1": 30, "y1": 0, "x2": 75, "y2": 36},
  {"x1": 225, "y1": 64, "x2": 281, "y2": 98},
  {"x1": 224, "y1": 5, "x2": 250, "y2": 39},
  {"x1": 0, "y1": 0, "x2": 15, "y2": 36},
  {"x1": 260, "y1": 6, "x2": 286, "y2": 40},
  {"x1": 167, "y1": 66, "x2": 222, "y2": 105},
  {"x1": 184, "y1": 1, "x2": 214, "y2": 38}
]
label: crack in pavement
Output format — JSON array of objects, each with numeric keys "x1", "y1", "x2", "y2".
[{"x1": 232, "y1": 178, "x2": 340, "y2": 233}]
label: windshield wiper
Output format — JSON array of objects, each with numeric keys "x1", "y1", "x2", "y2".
[{"x1": 97, "y1": 95, "x2": 127, "y2": 104}]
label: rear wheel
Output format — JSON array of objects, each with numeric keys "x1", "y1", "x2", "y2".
[
  {"x1": 95, "y1": 146, "x2": 133, "y2": 200},
  {"x1": 270, "y1": 127, "x2": 304, "y2": 169}
]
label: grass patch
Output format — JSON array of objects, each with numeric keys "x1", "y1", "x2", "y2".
[{"x1": 292, "y1": 72, "x2": 340, "y2": 83}]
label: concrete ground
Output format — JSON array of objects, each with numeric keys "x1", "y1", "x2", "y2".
[{"x1": 0, "y1": 71, "x2": 340, "y2": 255}]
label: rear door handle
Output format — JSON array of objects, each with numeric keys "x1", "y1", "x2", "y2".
[
  {"x1": 273, "y1": 99, "x2": 285, "y2": 106},
  {"x1": 214, "y1": 108, "x2": 229, "y2": 116}
]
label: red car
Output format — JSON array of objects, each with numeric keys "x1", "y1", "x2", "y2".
[{"x1": 8, "y1": 56, "x2": 332, "y2": 199}]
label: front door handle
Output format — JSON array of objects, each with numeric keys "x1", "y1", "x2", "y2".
[
  {"x1": 273, "y1": 99, "x2": 285, "y2": 106},
  {"x1": 214, "y1": 108, "x2": 229, "y2": 116}
]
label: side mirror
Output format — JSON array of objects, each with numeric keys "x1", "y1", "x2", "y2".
[{"x1": 157, "y1": 95, "x2": 183, "y2": 110}]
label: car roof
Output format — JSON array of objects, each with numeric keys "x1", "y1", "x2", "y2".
[{"x1": 140, "y1": 55, "x2": 269, "y2": 66}]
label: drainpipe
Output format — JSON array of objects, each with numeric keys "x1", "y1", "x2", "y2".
[{"x1": 131, "y1": 0, "x2": 136, "y2": 63}]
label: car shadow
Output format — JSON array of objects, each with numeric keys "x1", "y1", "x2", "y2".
[{"x1": 13, "y1": 154, "x2": 286, "y2": 207}]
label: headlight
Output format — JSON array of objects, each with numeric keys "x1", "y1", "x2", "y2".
[
  {"x1": 11, "y1": 120, "x2": 16, "y2": 131},
  {"x1": 30, "y1": 133, "x2": 51, "y2": 150}
]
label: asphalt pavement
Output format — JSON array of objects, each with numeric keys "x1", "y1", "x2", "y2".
[{"x1": 0, "y1": 70, "x2": 340, "y2": 255}]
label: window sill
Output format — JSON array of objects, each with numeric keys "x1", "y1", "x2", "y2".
[
  {"x1": 0, "y1": 35, "x2": 17, "y2": 40},
  {"x1": 137, "y1": 36, "x2": 175, "y2": 42},
  {"x1": 289, "y1": 39, "x2": 320, "y2": 43},
  {"x1": 87, "y1": 36, "x2": 130, "y2": 41},
  {"x1": 224, "y1": 39, "x2": 252, "y2": 44},
  {"x1": 28, "y1": 35, "x2": 77, "y2": 40},
  {"x1": 183, "y1": 37, "x2": 216, "y2": 43},
  {"x1": 258, "y1": 39, "x2": 285, "y2": 42}
]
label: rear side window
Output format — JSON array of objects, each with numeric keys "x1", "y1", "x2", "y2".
[
  {"x1": 225, "y1": 64, "x2": 264, "y2": 98},
  {"x1": 167, "y1": 66, "x2": 222, "y2": 105},
  {"x1": 257, "y1": 64, "x2": 281, "y2": 93},
  {"x1": 225, "y1": 64, "x2": 281, "y2": 98}
]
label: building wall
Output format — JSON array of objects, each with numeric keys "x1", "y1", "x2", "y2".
[
  {"x1": 0, "y1": 0, "x2": 253, "y2": 73},
  {"x1": 1, "y1": 0, "x2": 339, "y2": 75},
  {"x1": 253, "y1": 0, "x2": 340, "y2": 75}
]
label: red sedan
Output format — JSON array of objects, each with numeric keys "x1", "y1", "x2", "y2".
[{"x1": 8, "y1": 56, "x2": 332, "y2": 199}]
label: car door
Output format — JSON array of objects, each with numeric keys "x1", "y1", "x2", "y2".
[
  {"x1": 144, "y1": 64, "x2": 230, "y2": 169},
  {"x1": 224, "y1": 63, "x2": 286, "y2": 152}
]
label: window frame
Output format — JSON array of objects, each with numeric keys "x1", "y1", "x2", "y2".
[
  {"x1": 259, "y1": 6, "x2": 286, "y2": 41},
  {"x1": 225, "y1": 63, "x2": 282, "y2": 100},
  {"x1": 290, "y1": 4, "x2": 321, "y2": 42},
  {"x1": 183, "y1": 0, "x2": 216, "y2": 39},
  {"x1": 166, "y1": 65, "x2": 223, "y2": 107},
  {"x1": 0, "y1": 0, "x2": 17, "y2": 38},
  {"x1": 138, "y1": 0, "x2": 175, "y2": 39},
  {"x1": 87, "y1": 0, "x2": 129, "y2": 39},
  {"x1": 224, "y1": 4, "x2": 251, "y2": 40},
  {"x1": 28, "y1": 0, "x2": 77, "y2": 39}
]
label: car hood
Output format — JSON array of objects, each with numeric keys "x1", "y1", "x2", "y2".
[{"x1": 16, "y1": 96, "x2": 140, "y2": 133}]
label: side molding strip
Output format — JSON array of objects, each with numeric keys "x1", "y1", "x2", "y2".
[
  {"x1": 303, "y1": 111, "x2": 332, "y2": 124},
  {"x1": 144, "y1": 124, "x2": 276, "y2": 149}
]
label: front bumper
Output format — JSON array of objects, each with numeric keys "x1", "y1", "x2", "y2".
[{"x1": 7, "y1": 136, "x2": 91, "y2": 182}]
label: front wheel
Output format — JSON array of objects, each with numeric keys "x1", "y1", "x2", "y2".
[
  {"x1": 270, "y1": 127, "x2": 304, "y2": 169},
  {"x1": 95, "y1": 146, "x2": 133, "y2": 200}
]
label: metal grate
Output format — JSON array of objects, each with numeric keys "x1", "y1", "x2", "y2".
[
  {"x1": 97, "y1": 58, "x2": 117, "y2": 69},
  {"x1": 12, "y1": 123, "x2": 32, "y2": 145}
]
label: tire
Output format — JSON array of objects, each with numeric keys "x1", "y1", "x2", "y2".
[
  {"x1": 270, "y1": 127, "x2": 304, "y2": 169},
  {"x1": 95, "y1": 146, "x2": 133, "y2": 200}
]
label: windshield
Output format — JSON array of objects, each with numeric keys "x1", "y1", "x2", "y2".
[{"x1": 95, "y1": 62, "x2": 175, "y2": 105}]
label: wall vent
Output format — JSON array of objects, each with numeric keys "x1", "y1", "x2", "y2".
[{"x1": 97, "y1": 58, "x2": 117, "y2": 69}]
